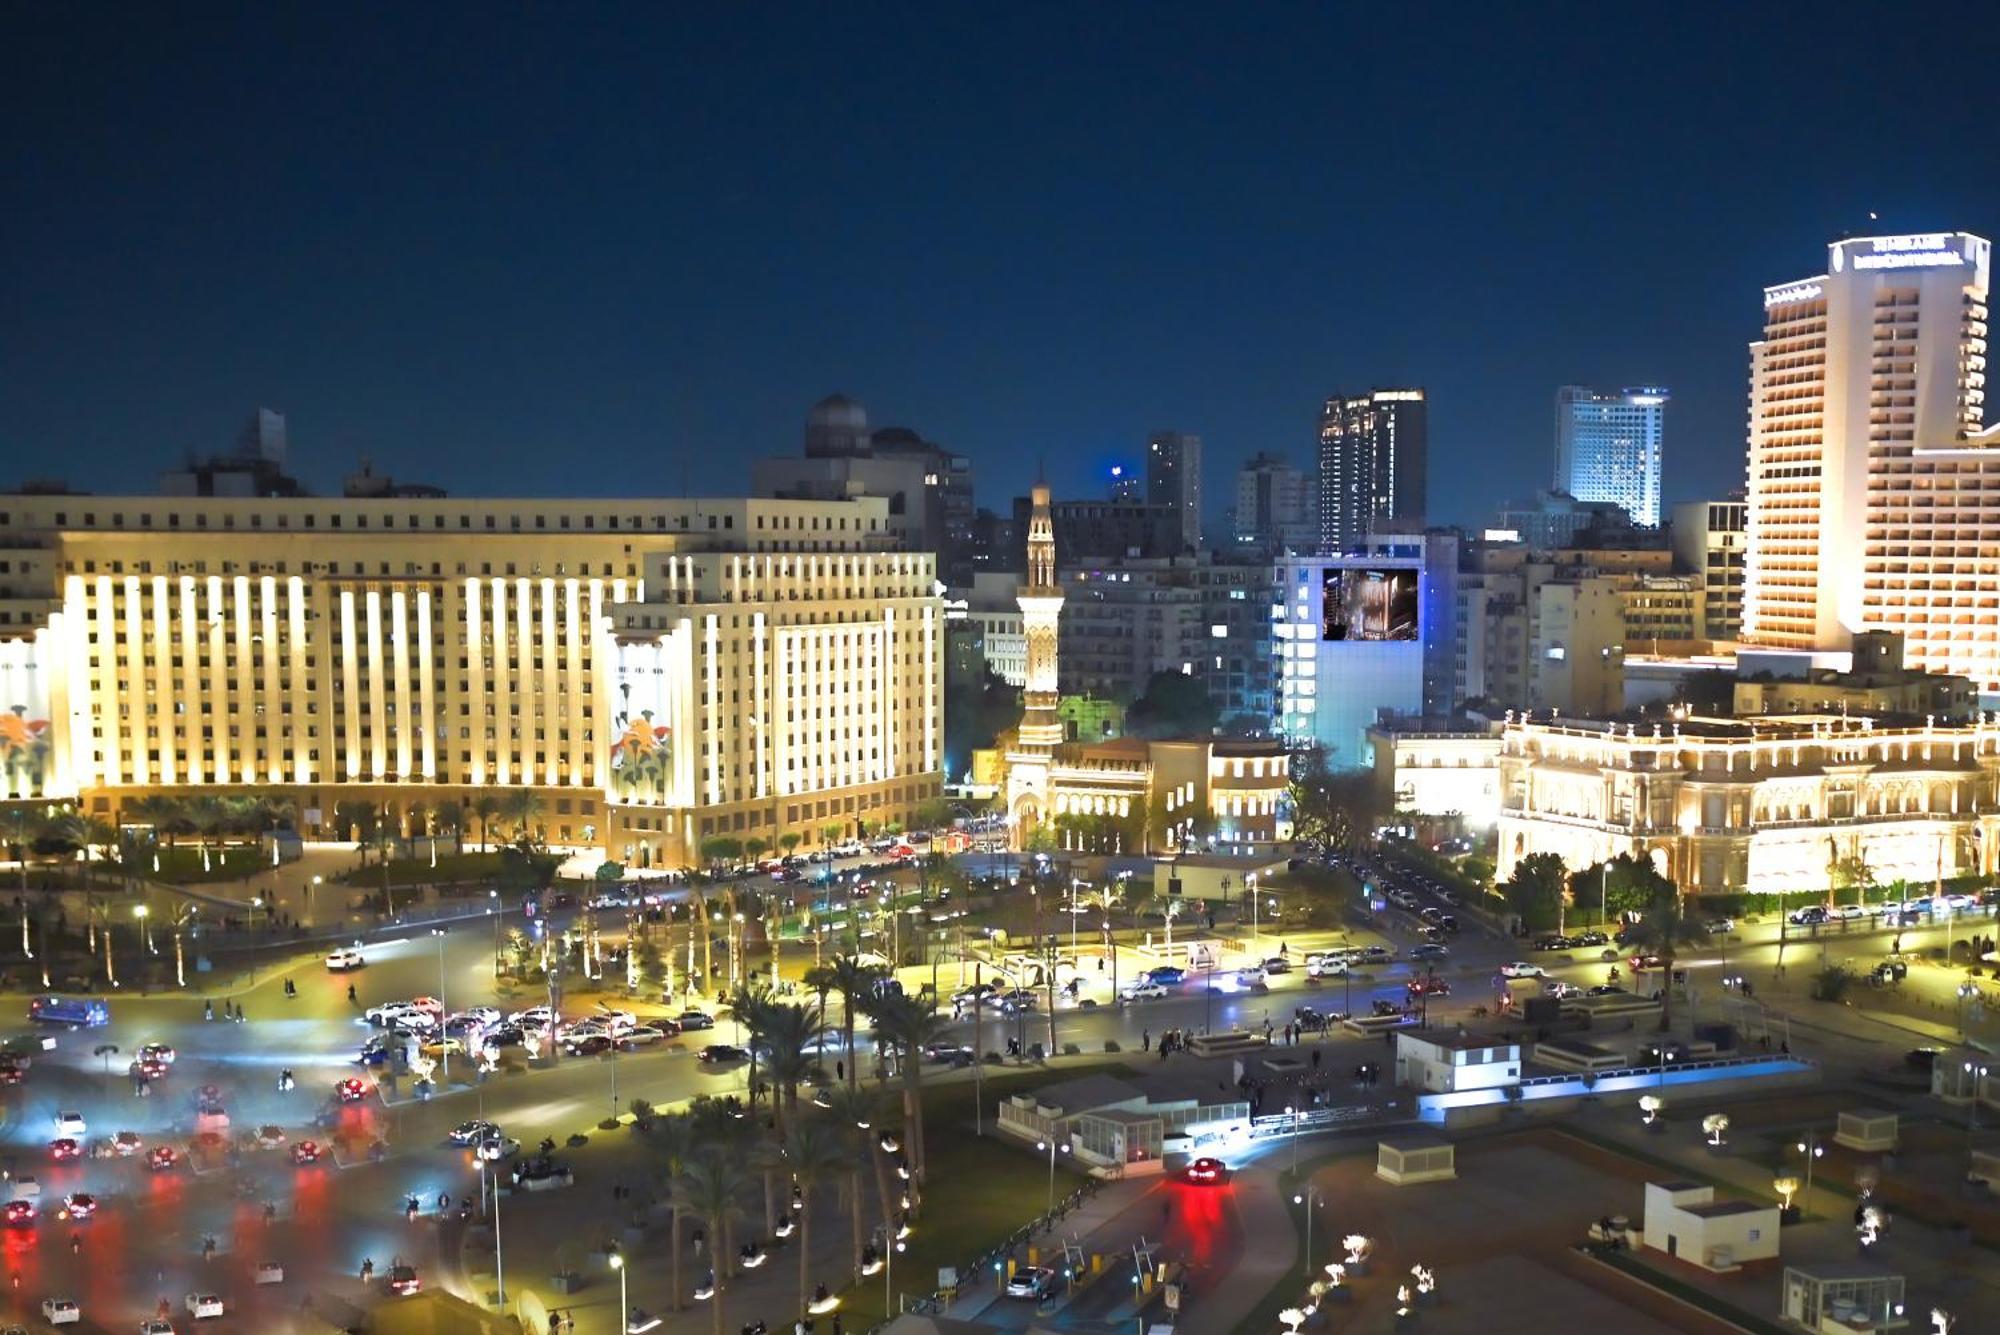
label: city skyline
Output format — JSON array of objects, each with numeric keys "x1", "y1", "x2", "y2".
[{"x1": 7, "y1": 7, "x2": 1998, "y2": 530}]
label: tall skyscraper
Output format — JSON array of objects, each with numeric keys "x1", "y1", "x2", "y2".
[
  {"x1": 1317, "y1": 389, "x2": 1427, "y2": 553},
  {"x1": 1232, "y1": 452, "x2": 1316, "y2": 552},
  {"x1": 1554, "y1": 385, "x2": 1667, "y2": 527},
  {"x1": 1744, "y1": 232, "x2": 1995, "y2": 682},
  {"x1": 1006, "y1": 480, "x2": 1066, "y2": 841},
  {"x1": 1146, "y1": 431, "x2": 1203, "y2": 551}
]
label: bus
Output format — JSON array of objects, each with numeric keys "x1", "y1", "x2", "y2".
[{"x1": 27, "y1": 996, "x2": 109, "y2": 1028}]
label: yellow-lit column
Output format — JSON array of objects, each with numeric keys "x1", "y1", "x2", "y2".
[
  {"x1": 150, "y1": 576, "x2": 175, "y2": 784},
  {"x1": 288, "y1": 577, "x2": 310, "y2": 786},
  {"x1": 923, "y1": 603, "x2": 937, "y2": 775},
  {"x1": 206, "y1": 576, "x2": 228, "y2": 785},
  {"x1": 122, "y1": 576, "x2": 148, "y2": 784},
  {"x1": 491, "y1": 579, "x2": 510, "y2": 785},
  {"x1": 177, "y1": 576, "x2": 201, "y2": 784},
  {"x1": 582, "y1": 580, "x2": 603, "y2": 787},
  {"x1": 417, "y1": 588, "x2": 436, "y2": 781},
  {"x1": 340, "y1": 589, "x2": 361, "y2": 781},
  {"x1": 232, "y1": 577, "x2": 254, "y2": 783},
  {"x1": 754, "y1": 611, "x2": 768, "y2": 800},
  {"x1": 391, "y1": 588, "x2": 412, "y2": 781},
  {"x1": 260, "y1": 576, "x2": 281, "y2": 782},
  {"x1": 540, "y1": 578, "x2": 558, "y2": 787},
  {"x1": 515, "y1": 578, "x2": 532, "y2": 788},
  {"x1": 466, "y1": 580, "x2": 487, "y2": 786},
  {"x1": 704, "y1": 614, "x2": 720, "y2": 806},
  {"x1": 364, "y1": 589, "x2": 386, "y2": 780}
]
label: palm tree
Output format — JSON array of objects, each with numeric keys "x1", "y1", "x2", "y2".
[
  {"x1": 725, "y1": 983, "x2": 778, "y2": 1116},
  {"x1": 80, "y1": 817, "x2": 118, "y2": 891},
  {"x1": 1623, "y1": 877, "x2": 1711, "y2": 1032},
  {"x1": 502, "y1": 789, "x2": 543, "y2": 842},
  {"x1": 184, "y1": 795, "x2": 227, "y2": 872},
  {"x1": 820, "y1": 1082, "x2": 898, "y2": 1285},
  {"x1": 473, "y1": 795, "x2": 501, "y2": 852},
  {"x1": 1, "y1": 804, "x2": 47, "y2": 896},
  {"x1": 778, "y1": 832, "x2": 802, "y2": 858},
  {"x1": 641, "y1": 1112, "x2": 698, "y2": 1310},
  {"x1": 757, "y1": 1001, "x2": 828, "y2": 1126},
  {"x1": 778, "y1": 1116, "x2": 848, "y2": 1324},
  {"x1": 672, "y1": 1147, "x2": 750, "y2": 1335},
  {"x1": 806, "y1": 956, "x2": 886, "y2": 1092},
  {"x1": 435, "y1": 803, "x2": 465, "y2": 856},
  {"x1": 868, "y1": 992, "x2": 953, "y2": 1187}
]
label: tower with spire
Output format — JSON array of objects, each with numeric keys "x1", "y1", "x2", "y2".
[{"x1": 1006, "y1": 478, "x2": 1065, "y2": 844}]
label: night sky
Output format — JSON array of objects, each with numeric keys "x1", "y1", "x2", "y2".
[{"x1": 6, "y1": 4, "x2": 1999, "y2": 530}]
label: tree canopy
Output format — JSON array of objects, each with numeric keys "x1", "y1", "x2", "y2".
[
  {"x1": 1501, "y1": 852, "x2": 1568, "y2": 932},
  {"x1": 1287, "y1": 746, "x2": 1380, "y2": 855},
  {"x1": 1125, "y1": 670, "x2": 1218, "y2": 740}
]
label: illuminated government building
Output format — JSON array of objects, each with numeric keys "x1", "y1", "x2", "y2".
[
  {"x1": 1494, "y1": 710, "x2": 2000, "y2": 898},
  {"x1": 0, "y1": 480, "x2": 943, "y2": 869}
]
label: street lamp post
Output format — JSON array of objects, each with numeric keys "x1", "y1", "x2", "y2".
[
  {"x1": 309, "y1": 874, "x2": 322, "y2": 926},
  {"x1": 1036, "y1": 1137, "x2": 1070, "y2": 1216},
  {"x1": 1796, "y1": 1130, "x2": 1825, "y2": 1214},
  {"x1": 430, "y1": 927, "x2": 449, "y2": 1081},
  {"x1": 1968, "y1": 1062, "x2": 1990, "y2": 1145},
  {"x1": 133, "y1": 903, "x2": 152, "y2": 955},
  {"x1": 609, "y1": 1248, "x2": 626, "y2": 1325},
  {"x1": 1292, "y1": 1185, "x2": 1324, "y2": 1277}
]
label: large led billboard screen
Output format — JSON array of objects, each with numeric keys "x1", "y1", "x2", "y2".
[{"x1": 1322, "y1": 567, "x2": 1418, "y2": 642}]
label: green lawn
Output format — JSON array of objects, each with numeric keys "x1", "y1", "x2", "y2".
[
  {"x1": 829, "y1": 1064, "x2": 1115, "y2": 1324},
  {"x1": 144, "y1": 844, "x2": 280, "y2": 885},
  {"x1": 334, "y1": 850, "x2": 504, "y2": 886}
]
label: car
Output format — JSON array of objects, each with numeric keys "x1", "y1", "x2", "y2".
[
  {"x1": 1409, "y1": 943, "x2": 1449, "y2": 961},
  {"x1": 697, "y1": 1044, "x2": 749, "y2": 1065},
  {"x1": 420, "y1": 1037, "x2": 466, "y2": 1058},
  {"x1": 1499, "y1": 961, "x2": 1544, "y2": 979},
  {"x1": 1003, "y1": 1266, "x2": 1058, "y2": 1300},
  {"x1": 1406, "y1": 976, "x2": 1451, "y2": 997},
  {"x1": 477, "y1": 1135, "x2": 521, "y2": 1161},
  {"x1": 998, "y1": 990, "x2": 1038, "y2": 1014},
  {"x1": 255, "y1": 1261, "x2": 285, "y2": 1285},
  {"x1": 388, "y1": 1012, "x2": 437, "y2": 1035},
  {"x1": 365, "y1": 1002, "x2": 426, "y2": 1026},
  {"x1": 291, "y1": 1141, "x2": 321, "y2": 1165},
  {"x1": 1234, "y1": 967, "x2": 1268, "y2": 987},
  {"x1": 334, "y1": 1078, "x2": 370, "y2": 1103},
  {"x1": 1146, "y1": 966, "x2": 1188, "y2": 985},
  {"x1": 1571, "y1": 931, "x2": 1609, "y2": 948},
  {"x1": 59, "y1": 1192, "x2": 94, "y2": 1220},
  {"x1": 4, "y1": 1201, "x2": 33, "y2": 1227},
  {"x1": 950, "y1": 983, "x2": 997, "y2": 1005},
  {"x1": 184, "y1": 1293, "x2": 225, "y2": 1319},
  {"x1": 357, "y1": 1034, "x2": 393, "y2": 1064},
  {"x1": 1356, "y1": 945, "x2": 1395, "y2": 962},
  {"x1": 450, "y1": 1006, "x2": 502, "y2": 1029},
  {"x1": 139, "y1": 1320, "x2": 176, "y2": 1334},
  {"x1": 564, "y1": 1034, "x2": 613, "y2": 1056},
  {"x1": 1585, "y1": 984, "x2": 1627, "y2": 997},
  {"x1": 922, "y1": 1041, "x2": 975, "y2": 1065},
  {"x1": 48, "y1": 1138, "x2": 80, "y2": 1161},
  {"x1": 39, "y1": 1298, "x2": 78, "y2": 1326},
  {"x1": 676, "y1": 1009, "x2": 716, "y2": 1031},
  {"x1": 386, "y1": 1264, "x2": 421, "y2": 1295},
  {"x1": 254, "y1": 1125, "x2": 287, "y2": 1149},
  {"x1": 1184, "y1": 1156, "x2": 1228, "y2": 1184},
  {"x1": 53, "y1": 1110, "x2": 85, "y2": 1137},
  {"x1": 592, "y1": 1007, "x2": 637, "y2": 1032},
  {"x1": 1545, "y1": 980, "x2": 1584, "y2": 1000},
  {"x1": 1121, "y1": 982, "x2": 1168, "y2": 1001},
  {"x1": 408, "y1": 996, "x2": 444, "y2": 1016},
  {"x1": 1640, "y1": 1040, "x2": 1692, "y2": 1065},
  {"x1": 510, "y1": 1005, "x2": 554, "y2": 1027},
  {"x1": 0, "y1": 1056, "x2": 23, "y2": 1084},
  {"x1": 1628, "y1": 954, "x2": 1666, "y2": 971},
  {"x1": 1705, "y1": 917, "x2": 1736, "y2": 934},
  {"x1": 148, "y1": 1147, "x2": 179, "y2": 1172},
  {"x1": 1261, "y1": 957, "x2": 1292, "y2": 975},
  {"x1": 1307, "y1": 956, "x2": 1349, "y2": 977},
  {"x1": 133, "y1": 1057, "x2": 169, "y2": 1080},
  {"x1": 110, "y1": 1131, "x2": 142, "y2": 1156},
  {"x1": 485, "y1": 1023, "x2": 527, "y2": 1047},
  {"x1": 1832, "y1": 904, "x2": 1869, "y2": 921},
  {"x1": 1906, "y1": 1046, "x2": 1945, "y2": 1071},
  {"x1": 618, "y1": 1025, "x2": 670, "y2": 1048},
  {"x1": 1788, "y1": 906, "x2": 1830, "y2": 926},
  {"x1": 138, "y1": 1042, "x2": 176, "y2": 1065},
  {"x1": 325, "y1": 947, "x2": 365, "y2": 971}
]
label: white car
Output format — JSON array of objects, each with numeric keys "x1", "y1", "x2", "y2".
[
  {"x1": 1499, "y1": 962, "x2": 1545, "y2": 979},
  {"x1": 1832, "y1": 904, "x2": 1868, "y2": 921},
  {"x1": 1307, "y1": 957, "x2": 1349, "y2": 977},
  {"x1": 140, "y1": 1319, "x2": 177, "y2": 1334},
  {"x1": 184, "y1": 1292, "x2": 225, "y2": 1319},
  {"x1": 1234, "y1": 967, "x2": 1268, "y2": 987},
  {"x1": 53, "y1": 1111, "x2": 86, "y2": 1138},
  {"x1": 456, "y1": 1006, "x2": 502, "y2": 1028},
  {"x1": 510, "y1": 1006, "x2": 554, "y2": 1027},
  {"x1": 325, "y1": 947, "x2": 365, "y2": 971},
  {"x1": 365, "y1": 1002, "x2": 426, "y2": 1026},
  {"x1": 619, "y1": 1025, "x2": 669, "y2": 1047},
  {"x1": 1121, "y1": 982, "x2": 1168, "y2": 1001},
  {"x1": 593, "y1": 1008, "x2": 637, "y2": 1033},
  {"x1": 40, "y1": 1297, "x2": 79, "y2": 1325}
]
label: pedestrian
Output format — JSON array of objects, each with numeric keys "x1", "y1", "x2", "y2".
[
  {"x1": 1142, "y1": 1029, "x2": 1150, "y2": 1052},
  {"x1": 836, "y1": 1060, "x2": 844, "y2": 1082},
  {"x1": 1311, "y1": 1048, "x2": 1322, "y2": 1069}
]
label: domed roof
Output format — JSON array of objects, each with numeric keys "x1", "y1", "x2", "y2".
[{"x1": 807, "y1": 393, "x2": 868, "y2": 429}]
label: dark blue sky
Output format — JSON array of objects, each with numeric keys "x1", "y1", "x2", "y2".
[{"x1": 5, "y1": 4, "x2": 1998, "y2": 530}]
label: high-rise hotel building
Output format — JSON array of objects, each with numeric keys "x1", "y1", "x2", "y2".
[
  {"x1": 1555, "y1": 385, "x2": 1667, "y2": 527},
  {"x1": 1745, "y1": 232, "x2": 1996, "y2": 682},
  {"x1": 0, "y1": 491, "x2": 943, "y2": 868},
  {"x1": 1317, "y1": 389, "x2": 1427, "y2": 553}
]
